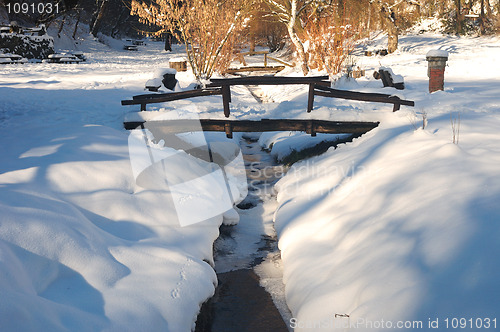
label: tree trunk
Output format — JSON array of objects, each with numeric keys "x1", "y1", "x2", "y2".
[
  {"x1": 72, "y1": 11, "x2": 81, "y2": 39},
  {"x1": 374, "y1": 2, "x2": 399, "y2": 53},
  {"x1": 58, "y1": 15, "x2": 66, "y2": 38},
  {"x1": 288, "y1": 26, "x2": 309, "y2": 75},
  {"x1": 165, "y1": 33, "x2": 172, "y2": 52},
  {"x1": 111, "y1": 8, "x2": 127, "y2": 38},
  {"x1": 485, "y1": 0, "x2": 493, "y2": 17},
  {"x1": 91, "y1": 0, "x2": 108, "y2": 37},
  {"x1": 456, "y1": 0, "x2": 464, "y2": 34},
  {"x1": 288, "y1": 0, "x2": 309, "y2": 75},
  {"x1": 367, "y1": 2, "x2": 372, "y2": 38},
  {"x1": 480, "y1": 0, "x2": 485, "y2": 35},
  {"x1": 250, "y1": 33, "x2": 256, "y2": 53},
  {"x1": 387, "y1": 21, "x2": 398, "y2": 53}
]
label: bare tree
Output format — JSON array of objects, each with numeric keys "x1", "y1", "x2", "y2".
[
  {"x1": 91, "y1": 0, "x2": 108, "y2": 37},
  {"x1": 263, "y1": 0, "x2": 322, "y2": 75},
  {"x1": 131, "y1": 0, "x2": 253, "y2": 80},
  {"x1": 305, "y1": 16, "x2": 359, "y2": 76},
  {"x1": 370, "y1": 0, "x2": 420, "y2": 53},
  {"x1": 454, "y1": 0, "x2": 465, "y2": 34},
  {"x1": 262, "y1": 0, "x2": 367, "y2": 75},
  {"x1": 478, "y1": 0, "x2": 494, "y2": 35}
]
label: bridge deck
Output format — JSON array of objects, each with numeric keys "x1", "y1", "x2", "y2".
[{"x1": 124, "y1": 119, "x2": 380, "y2": 139}]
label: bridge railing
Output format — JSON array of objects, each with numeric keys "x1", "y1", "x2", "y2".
[{"x1": 121, "y1": 75, "x2": 414, "y2": 116}]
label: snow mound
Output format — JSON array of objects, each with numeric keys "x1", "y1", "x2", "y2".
[{"x1": 0, "y1": 124, "x2": 224, "y2": 331}]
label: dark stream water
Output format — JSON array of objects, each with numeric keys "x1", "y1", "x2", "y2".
[{"x1": 195, "y1": 134, "x2": 291, "y2": 332}]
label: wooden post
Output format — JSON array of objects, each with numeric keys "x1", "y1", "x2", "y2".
[
  {"x1": 238, "y1": 53, "x2": 246, "y2": 66},
  {"x1": 222, "y1": 85, "x2": 231, "y2": 118},
  {"x1": 393, "y1": 103, "x2": 400, "y2": 112},
  {"x1": 307, "y1": 83, "x2": 315, "y2": 113},
  {"x1": 225, "y1": 122, "x2": 233, "y2": 138},
  {"x1": 264, "y1": 53, "x2": 267, "y2": 67},
  {"x1": 141, "y1": 103, "x2": 146, "y2": 112},
  {"x1": 169, "y1": 59, "x2": 187, "y2": 72},
  {"x1": 306, "y1": 120, "x2": 316, "y2": 136}
]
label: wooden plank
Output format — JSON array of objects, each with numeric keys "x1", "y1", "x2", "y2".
[
  {"x1": 225, "y1": 122, "x2": 233, "y2": 138},
  {"x1": 265, "y1": 55, "x2": 294, "y2": 67},
  {"x1": 238, "y1": 50, "x2": 269, "y2": 56},
  {"x1": 124, "y1": 121, "x2": 146, "y2": 130},
  {"x1": 207, "y1": 76, "x2": 330, "y2": 87},
  {"x1": 313, "y1": 85, "x2": 415, "y2": 107},
  {"x1": 122, "y1": 88, "x2": 223, "y2": 109},
  {"x1": 379, "y1": 69, "x2": 393, "y2": 88},
  {"x1": 222, "y1": 85, "x2": 231, "y2": 118},
  {"x1": 378, "y1": 69, "x2": 405, "y2": 90},
  {"x1": 130, "y1": 88, "x2": 221, "y2": 101},
  {"x1": 124, "y1": 119, "x2": 379, "y2": 136},
  {"x1": 307, "y1": 83, "x2": 315, "y2": 113},
  {"x1": 225, "y1": 66, "x2": 285, "y2": 74},
  {"x1": 305, "y1": 120, "x2": 316, "y2": 136}
]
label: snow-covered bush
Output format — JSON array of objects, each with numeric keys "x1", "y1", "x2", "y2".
[
  {"x1": 131, "y1": 0, "x2": 252, "y2": 80},
  {"x1": 0, "y1": 32, "x2": 54, "y2": 59},
  {"x1": 304, "y1": 19, "x2": 358, "y2": 77}
]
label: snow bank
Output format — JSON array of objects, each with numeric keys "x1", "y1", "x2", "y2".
[
  {"x1": 275, "y1": 114, "x2": 500, "y2": 330},
  {"x1": 259, "y1": 131, "x2": 351, "y2": 163},
  {"x1": 0, "y1": 38, "x2": 248, "y2": 330},
  {"x1": 0, "y1": 124, "x2": 224, "y2": 331},
  {"x1": 272, "y1": 34, "x2": 500, "y2": 330}
]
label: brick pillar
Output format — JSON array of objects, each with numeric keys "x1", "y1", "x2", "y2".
[{"x1": 426, "y1": 50, "x2": 448, "y2": 93}]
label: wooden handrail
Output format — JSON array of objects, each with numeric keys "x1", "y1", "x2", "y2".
[
  {"x1": 207, "y1": 76, "x2": 329, "y2": 87},
  {"x1": 121, "y1": 88, "x2": 223, "y2": 111},
  {"x1": 313, "y1": 84, "x2": 415, "y2": 112},
  {"x1": 237, "y1": 50, "x2": 269, "y2": 56},
  {"x1": 121, "y1": 75, "x2": 414, "y2": 116},
  {"x1": 265, "y1": 55, "x2": 294, "y2": 67}
]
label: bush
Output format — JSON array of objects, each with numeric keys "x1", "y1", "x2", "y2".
[
  {"x1": 131, "y1": 0, "x2": 252, "y2": 80},
  {"x1": 0, "y1": 33, "x2": 54, "y2": 59}
]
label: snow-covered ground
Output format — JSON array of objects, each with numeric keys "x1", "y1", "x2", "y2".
[
  {"x1": 1, "y1": 22, "x2": 499, "y2": 331},
  {"x1": 273, "y1": 34, "x2": 500, "y2": 330},
  {"x1": 0, "y1": 30, "x2": 231, "y2": 331}
]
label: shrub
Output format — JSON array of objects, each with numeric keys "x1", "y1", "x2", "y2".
[{"x1": 131, "y1": 0, "x2": 252, "y2": 80}]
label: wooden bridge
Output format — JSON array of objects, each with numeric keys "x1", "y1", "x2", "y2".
[
  {"x1": 122, "y1": 75, "x2": 414, "y2": 138},
  {"x1": 123, "y1": 119, "x2": 380, "y2": 139},
  {"x1": 225, "y1": 50, "x2": 294, "y2": 75}
]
